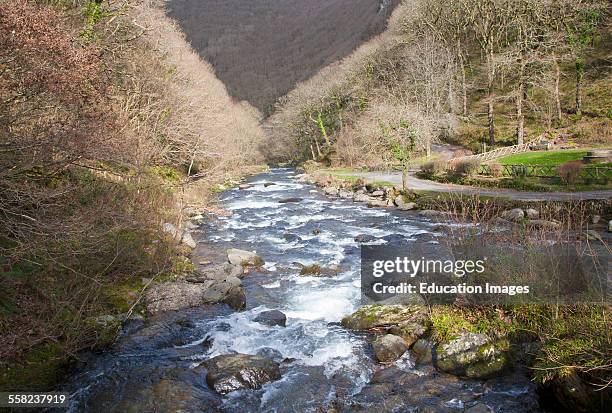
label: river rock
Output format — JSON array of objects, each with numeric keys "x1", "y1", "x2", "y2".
[
  {"x1": 609, "y1": 220, "x2": 612, "y2": 232},
  {"x1": 525, "y1": 208, "x2": 539, "y2": 219},
  {"x1": 278, "y1": 197, "x2": 303, "y2": 203},
  {"x1": 146, "y1": 278, "x2": 246, "y2": 313},
  {"x1": 204, "y1": 354, "x2": 281, "y2": 395},
  {"x1": 341, "y1": 305, "x2": 427, "y2": 331},
  {"x1": 163, "y1": 223, "x2": 197, "y2": 248},
  {"x1": 354, "y1": 234, "x2": 377, "y2": 243},
  {"x1": 227, "y1": 248, "x2": 264, "y2": 266},
  {"x1": 394, "y1": 195, "x2": 417, "y2": 210},
  {"x1": 191, "y1": 263, "x2": 243, "y2": 281},
  {"x1": 412, "y1": 338, "x2": 434, "y2": 364},
  {"x1": 282, "y1": 233, "x2": 302, "y2": 243},
  {"x1": 433, "y1": 332, "x2": 508, "y2": 379},
  {"x1": 238, "y1": 184, "x2": 252, "y2": 190},
  {"x1": 354, "y1": 193, "x2": 373, "y2": 203},
  {"x1": 372, "y1": 334, "x2": 408, "y2": 363},
  {"x1": 388, "y1": 322, "x2": 427, "y2": 347},
  {"x1": 371, "y1": 190, "x2": 385, "y2": 197},
  {"x1": 263, "y1": 182, "x2": 276, "y2": 187},
  {"x1": 324, "y1": 187, "x2": 339, "y2": 196},
  {"x1": 254, "y1": 310, "x2": 287, "y2": 327},
  {"x1": 500, "y1": 208, "x2": 524, "y2": 222},
  {"x1": 298, "y1": 264, "x2": 339, "y2": 277},
  {"x1": 368, "y1": 199, "x2": 388, "y2": 208},
  {"x1": 338, "y1": 189, "x2": 354, "y2": 199}
]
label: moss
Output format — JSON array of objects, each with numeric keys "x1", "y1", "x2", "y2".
[
  {"x1": 341, "y1": 304, "x2": 426, "y2": 330},
  {"x1": 0, "y1": 343, "x2": 71, "y2": 392}
]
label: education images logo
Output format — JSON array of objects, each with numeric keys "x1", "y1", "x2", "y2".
[{"x1": 362, "y1": 245, "x2": 531, "y2": 302}]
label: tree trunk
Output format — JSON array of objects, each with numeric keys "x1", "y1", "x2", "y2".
[
  {"x1": 314, "y1": 136, "x2": 322, "y2": 158},
  {"x1": 575, "y1": 59, "x2": 584, "y2": 116},
  {"x1": 401, "y1": 165, "x2": 408, "y2": 192},
  {"x1": 310, "y1": 144, "x2": 316, "y2": 160},
  {"x1": 486, "y1": 48, "x2": 495, "y2": 145},
  {"x1": 460, "y1": 56, "x2": 468, "y2": 117},
  {"x1": 554, "y1": 56, "x2": 562, "y2": 123},
  {"x1": 317, "y1": 112, "x2": 331, "y2": 146},
  {"x1": 516, "y1": 45, "x2": 525, "y2": 145}
]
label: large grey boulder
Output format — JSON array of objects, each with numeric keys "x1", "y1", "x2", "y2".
[
  {"x1": 412, "y1": 338, "x2": 434, "y2": 364},
  {"x1": 372, "y1": 334, "x2": 409, "y2": 363},
  {"x1": 204, "y1": 354, "x2": 281, "y2": 395},
  {"x1": 227, "y1": 248, "x2": 264, "y2": 267},
  {"x1": 433, "y1": 332, "x2": 508, "y2": 379},
  {"x1": 338, "y1": 189, "x2": 354, "y2": 199},
  {"x1": 324, "y1": 187, "x2": 339, "y2": 196},
  {"x1": 146, "y1": 278, "x2": 245, "y2": 313}
]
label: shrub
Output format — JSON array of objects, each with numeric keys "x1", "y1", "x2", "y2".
[
  {"x1": 488, "y1": 162, "x2": 503, "y2": 177},
  {"x1": 420, "y1": 160, "x2": 447, "y2": 177},
  {"x1": 556, "y1": 161, "x2": 583, "y2": 185},
  {"x1": 453, "y1": 159, "x2": 481, "y2": 178}
]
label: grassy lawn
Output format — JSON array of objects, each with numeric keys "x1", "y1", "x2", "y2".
[{"x1": 498, "y1": 149, "x2": 588, "y2": 166}]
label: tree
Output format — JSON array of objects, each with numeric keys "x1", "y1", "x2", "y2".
[
  {"x1": 460, "y1": 0, "x2": 511, "y2": 145},
  {"x1": 382, "y1": 120, "x2": 416, "y2": 191}
]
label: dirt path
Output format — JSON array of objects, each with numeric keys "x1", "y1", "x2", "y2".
[{"x1": 342, "y1": 171, "x2": 612, "y2": 201}]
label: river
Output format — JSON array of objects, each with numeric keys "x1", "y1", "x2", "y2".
[{"x1": 61, "y1": 168, "x2": 541, "y2": 412}]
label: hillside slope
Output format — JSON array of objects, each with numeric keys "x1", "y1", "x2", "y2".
[{"x1": 167, "y1": 0, "x2": 400, "y2": 115}]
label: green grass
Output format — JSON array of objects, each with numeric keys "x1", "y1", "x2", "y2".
[{"x1": 498, "y1": 149, "x2": 589, "y2": 166}]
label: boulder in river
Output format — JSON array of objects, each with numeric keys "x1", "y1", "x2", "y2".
[
  {"x1": 394, "y1": 195, "x2": 417, "y2": 210},
  {"x1": 298, "y1": 263, "x2": 340, "y2": 277},
  {"x1": 278, "y1": 197, "x2": 303, "y2": 203},
  {"x1": 372, "y1": 334, "x2": 409, "y2": 363},
  {"x1": 238, "y1": 184, "x2": 252, "y2": 190},
  {"x1": 146, "y1": 278, "x2": 246, "y2": 313},
  {"x1": 338, "y1": 189, "x2": 354, "y2": 199},
  {"x1": 341, "y1": 305, "x2": 427, "y2": 331},
  {"x1": 433, "y1": 332, "x2": 508, "y2": 379},
  {"x1": 254, "y1": 310, "x2": 287, "y2": 327},
  {"x1": 354, "y1": 234, "x2": 377, "y2": 243},
  {"x1": 368, "y1": 199, "x2": 388, "y2": 208},
  {"x1": 324, "y1": 187, "x2": 339, "y2": 196},
  {"x1": 354, "y1": 193, "x2": 373, "y2": 203},
  {"x1": 411, "y1": 338, "x2": 434, "y2": 364},
  {"x1": 204, "y1": 354, "x2": 281, "y2": 395},
  {"x1": 227, "y1": 248, "x2": 264, "y2": 267},
  {"x1": 263, "y1": 182, "x2": 276, "y2": 187}
]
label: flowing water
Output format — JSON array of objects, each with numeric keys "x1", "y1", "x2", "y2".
[{"x1": 61, "y1": 168, "x2": 541, "y2": 412}]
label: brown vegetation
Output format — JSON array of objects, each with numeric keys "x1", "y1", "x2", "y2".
[{"x1": 0, "y1": 0, "x2": 264, "y2": 389}]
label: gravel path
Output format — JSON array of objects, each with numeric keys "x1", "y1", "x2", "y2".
[{"x1": 342, "y1": 171, "x2": 612, "y2": 201}]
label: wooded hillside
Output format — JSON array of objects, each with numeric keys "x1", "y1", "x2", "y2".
[
  {"x1": 266, "y1": 0, "x2": 611, "y2": 166},
  {"x1": 167, "y1": 0, "x2": 400, "y2": 115}
]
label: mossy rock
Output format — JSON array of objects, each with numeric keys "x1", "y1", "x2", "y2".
[
  {"x1": 433, "y1": 332, "x2": 509, "y2": 379},
  {"x1": 85, "y1": 314, "x2": 122, "y2": 349},
  {"x1": 341, "y1": 305, "x2": 427, "y2": 331}
]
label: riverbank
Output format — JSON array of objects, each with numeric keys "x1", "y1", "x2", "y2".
[{"x1": 53, "y1": 168, "x2": 610, "y2": 412}]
